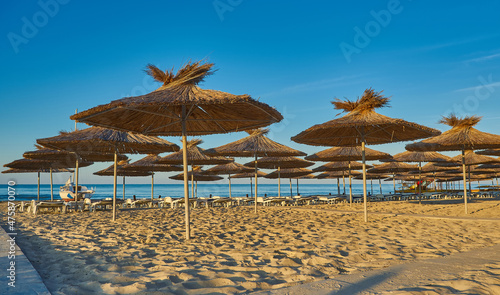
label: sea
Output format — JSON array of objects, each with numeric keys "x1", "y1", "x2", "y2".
[{"x1": 0, "y1": 183, "x2": 400, "y2": 202}]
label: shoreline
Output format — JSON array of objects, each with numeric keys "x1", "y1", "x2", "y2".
[{"x1": 1, "y1": 199, "x2": 500, "y2": 294}]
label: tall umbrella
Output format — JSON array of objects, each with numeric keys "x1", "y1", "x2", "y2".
[
  {"x1": 264, "y1": 168, "x2": 314, "y2": 197},
  {"x1": 122, "y1": 154, "x2": 182, "y2": 200},
  {"x1": 205, "y1": 128, "x2": 306, "y2": 213},
  {"x1": 292, "y1": 88, "x2": 439, "y2": 221},
  {"x1": 70, "y1": 60, "x2": 282, "y2": 239},
  {"x1": 406, "y1": 114, "x2": 500, "y2": 213},
  {"x1": 244, "y1": 156, "x2": 313, "y2": 197},
  {"x1": 37, "y1": 127, "x2": 179, "y2": 221},
  {"x1": 389, "y1": 151, "x2": 451, "y2": 203},
  {"x1": 204, "y1": 162, "x2": 253, "y2": 198}
]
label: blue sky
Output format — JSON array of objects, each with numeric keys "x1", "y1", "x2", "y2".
[{"x1": 1, "y1": 0, "x2": 500, "y2": 184}]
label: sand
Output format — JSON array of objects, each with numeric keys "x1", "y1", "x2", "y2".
[{"x1": 1, "y1": 198, "x2": 500, "y2": 294}]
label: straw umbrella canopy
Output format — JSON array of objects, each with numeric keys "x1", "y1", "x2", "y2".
[
  {"x1": 37, "y1": 127, "x2": 179, "y2": 221},
  {"x1": 407, "y1": 114, "x2": 500, "y2": 213},
  {"x1": 231, "y1": 171, "x2": 267, "y2": 198},
  {"x1": 244, "y1": 156, "x2": 313, "y2": 198},
  {"x1": 23, "y1": 145, "x2": 128, "y2": 163},
  {"x1": 264, "y1": 168, "x2": 313, "y2": 197},
  {"x1": 204, "y1": 162, "x2": 253, "y2": 198},
  {"x1": 305, "y1": 146, "x2": 392, "y2": 162},
  {"x1": 2, "y1": 168, "x2": 73, "y2": 201},
  {"x1": 122, "y1": 154, "x2": 182, "y2": 200},
  {"x1": 70, "y1": 60, "x2": 283, "y2": 240},
  {"x1": 389, "y1": 151, "x2": 452, "y2": 202},
  {"x1": 292, "y1": 88, "x2": 440, "y2": 221},
  {"x1": 205, "y1": 128, "x2": 306, "y2": 213},
  {"x1": 476, "y1": 149, "x2": 500, "y2": 156}
]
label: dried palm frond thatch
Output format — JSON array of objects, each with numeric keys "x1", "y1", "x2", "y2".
[
  {"x1": 122, "y1": 154, "x2": 182, "y2": 172},
  {"x1": 244, "y1": 156, "x2": 313, "y2": 169},
  {"x1": 4, "y1": 158, "x2": 93, "y2": 169},
  {"x1": 24, "y1": 147, "x2": 128, "y2": 162},
  {"x1": 305, "y1": 146, "x2": 392, "y2": 162},
  {"x1": 205, "y1": 128, "x2": 305, "y2": 157},
  {"x1": 390, "y1": 151, "x2": 451, "y2": 163},
  {"x1": 158, "y1": 139, "x2": 233, "y2": 165},
  {"x1": 264, "y1": 168, "x2": 313, "y2": 179},
  {"x1": 406, "y1": 114, "x2": 500, "y2": 151},
  {"x1": 312, "y1": 161, "x2": 371, "y2": 172},
  {"x1": 332, "y1": 88, "x2": 390, "y2": 115},
  {"x1": 204, "y1": 162, "x2": 253, "y2": 175}
]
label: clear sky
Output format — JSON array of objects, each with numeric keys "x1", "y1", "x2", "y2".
[{"x1": 1, "y1": 0, "x2": 500, "y2": 185}]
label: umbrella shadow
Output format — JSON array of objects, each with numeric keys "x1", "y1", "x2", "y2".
[{"x1": 328, "y1": 270, "x2": 398, "y2": 295}]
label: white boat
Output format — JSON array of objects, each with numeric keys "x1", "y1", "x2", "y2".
[{"x1": 59, "y1": 177, "x2": 95, "y2": 202}]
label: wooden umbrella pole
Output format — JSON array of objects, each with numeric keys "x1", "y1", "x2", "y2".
[
  {"x1": 379, "y1": 177, "x2": 382, "y2": 194},
  {"x1": 191, "y1": 165, "x2": 194, "y2": 201},
  {"x1": 418, "y1": 162, "x2": 422, "y2": 204},
  {"x1": 348, "y1": 162, "x2": 353, "y2": 206},
  {"x1": 181, "y1": 106, "x2": 190, "y2": 240},
  {"x1": 37, "y1": 171, "x2": 40, "y2": 201},
  {"x1": 123, "y1": 176, "x2": 126, "y2": 200},
  {"x1": 112, "y1": 151, "x2": 118, "y2": 221},
  {"x1": 278, "y1": 166, "x2": 281, "y2": 197},
  {"x1": 195, "y1": 181, "x2": 198, "y2": 198},
  {"x1": 370, "y1": 179, "x2": 373, "y2": 195},
  {"x1": 254, "y1": 154, "x2": 258, "y2": 214},
  {"x1": 228, "y1": 174, "x2": 232, "y2": 198},
  {"x1": 462, "y1": 149, "x2": 468, "y2": 214},
  {"x1": 393, "y1": 174, "x2": 396, "y2": 194},
  {"x1": 50, "y1": 167, "x2": 53, "y2": 201},
  {"x1": 296, "y1": 178, "x2": 299, "y2": 196},
  {"x1": 151, "y1": 173, "x2": 154, "y2": 200},
  {"x1": 342, "y1": 174, "x2": 346, "y2": 194},
  {"x1": 337, "y1": 177, "x2": 340, "y2": 195},
  {"x1": 250, "y1": 177, "x2": 253, "y2": 198},
  {"x1": 75, "y1": 159, "x2": 79, "y2": 202},
  {"x1": 468, "y1": 166, "x2": 472, "y2": 194},
  {"x1": 362, "y1": 140, "x2": 368, "y2": 222},
  {"x1": 289, "y1": 178, "x2": 292, "y2": 197}
]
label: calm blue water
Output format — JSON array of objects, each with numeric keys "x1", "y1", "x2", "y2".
[{"x1": 0, "y1": 183, "x2": 401, "y2": 201}]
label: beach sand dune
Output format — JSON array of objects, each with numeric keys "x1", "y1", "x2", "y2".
[{"x1": 2, "y1": 199, "x2": 500, "y2": 294}]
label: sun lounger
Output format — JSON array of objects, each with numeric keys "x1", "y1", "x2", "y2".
[
  {"x1": 28, "y1": 200, "x2": 67, "y2": 215},
  {"x1": 89, "y1": 199, "x2": 124, "y2": 212},
  {"x1": 171, "y1": 198, "x2": 198, "y2": 208}
]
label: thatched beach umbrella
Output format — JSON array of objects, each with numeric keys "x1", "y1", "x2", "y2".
[
  {"x1": 71, "y1": 60, "x2": 282, "y2": 239},
  {"x1": 476, "y1": 149, "x2": 500, "y2": 156},
  {"x1": 122, "y1": 154, "x2": 182, "y2": 200},
  {"x1": 231, "y1": 171, "x2": 267, "y2": 198},
  {"x1": 244, "y1": 156, "x2": 313, "y2": 198},
  {"x1": 37, "y1": 127, "x2": 179, "y2": 221},
  {"x1": 389, "y1": 151, "x2": 451, "y2": 202},
  {"x1": 406, "y1": 114, "x2": 500, "y2": 213},
  {"x1": 204, "y1": 162, "x2": 253, "y2": 198},
  {"x1": 94, "y1": 160, "x2": 153, "y2": 200},
  {"x1": 205, "y1": 128, "x2": 305, "y2": 213},
  {"x1": 292, "y1": 88, "x2": 440, "y2": 221},
  {"x1": 265, "y1": 168, "x2": 313, "y2": 196},
  {"x1": 2, "y1": 168, "x2": 73, "y2": 201}
]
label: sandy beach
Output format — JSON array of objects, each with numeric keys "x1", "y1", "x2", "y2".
[{"x1": 2, "y1": 198, "x2": 500, "y2": 294}]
